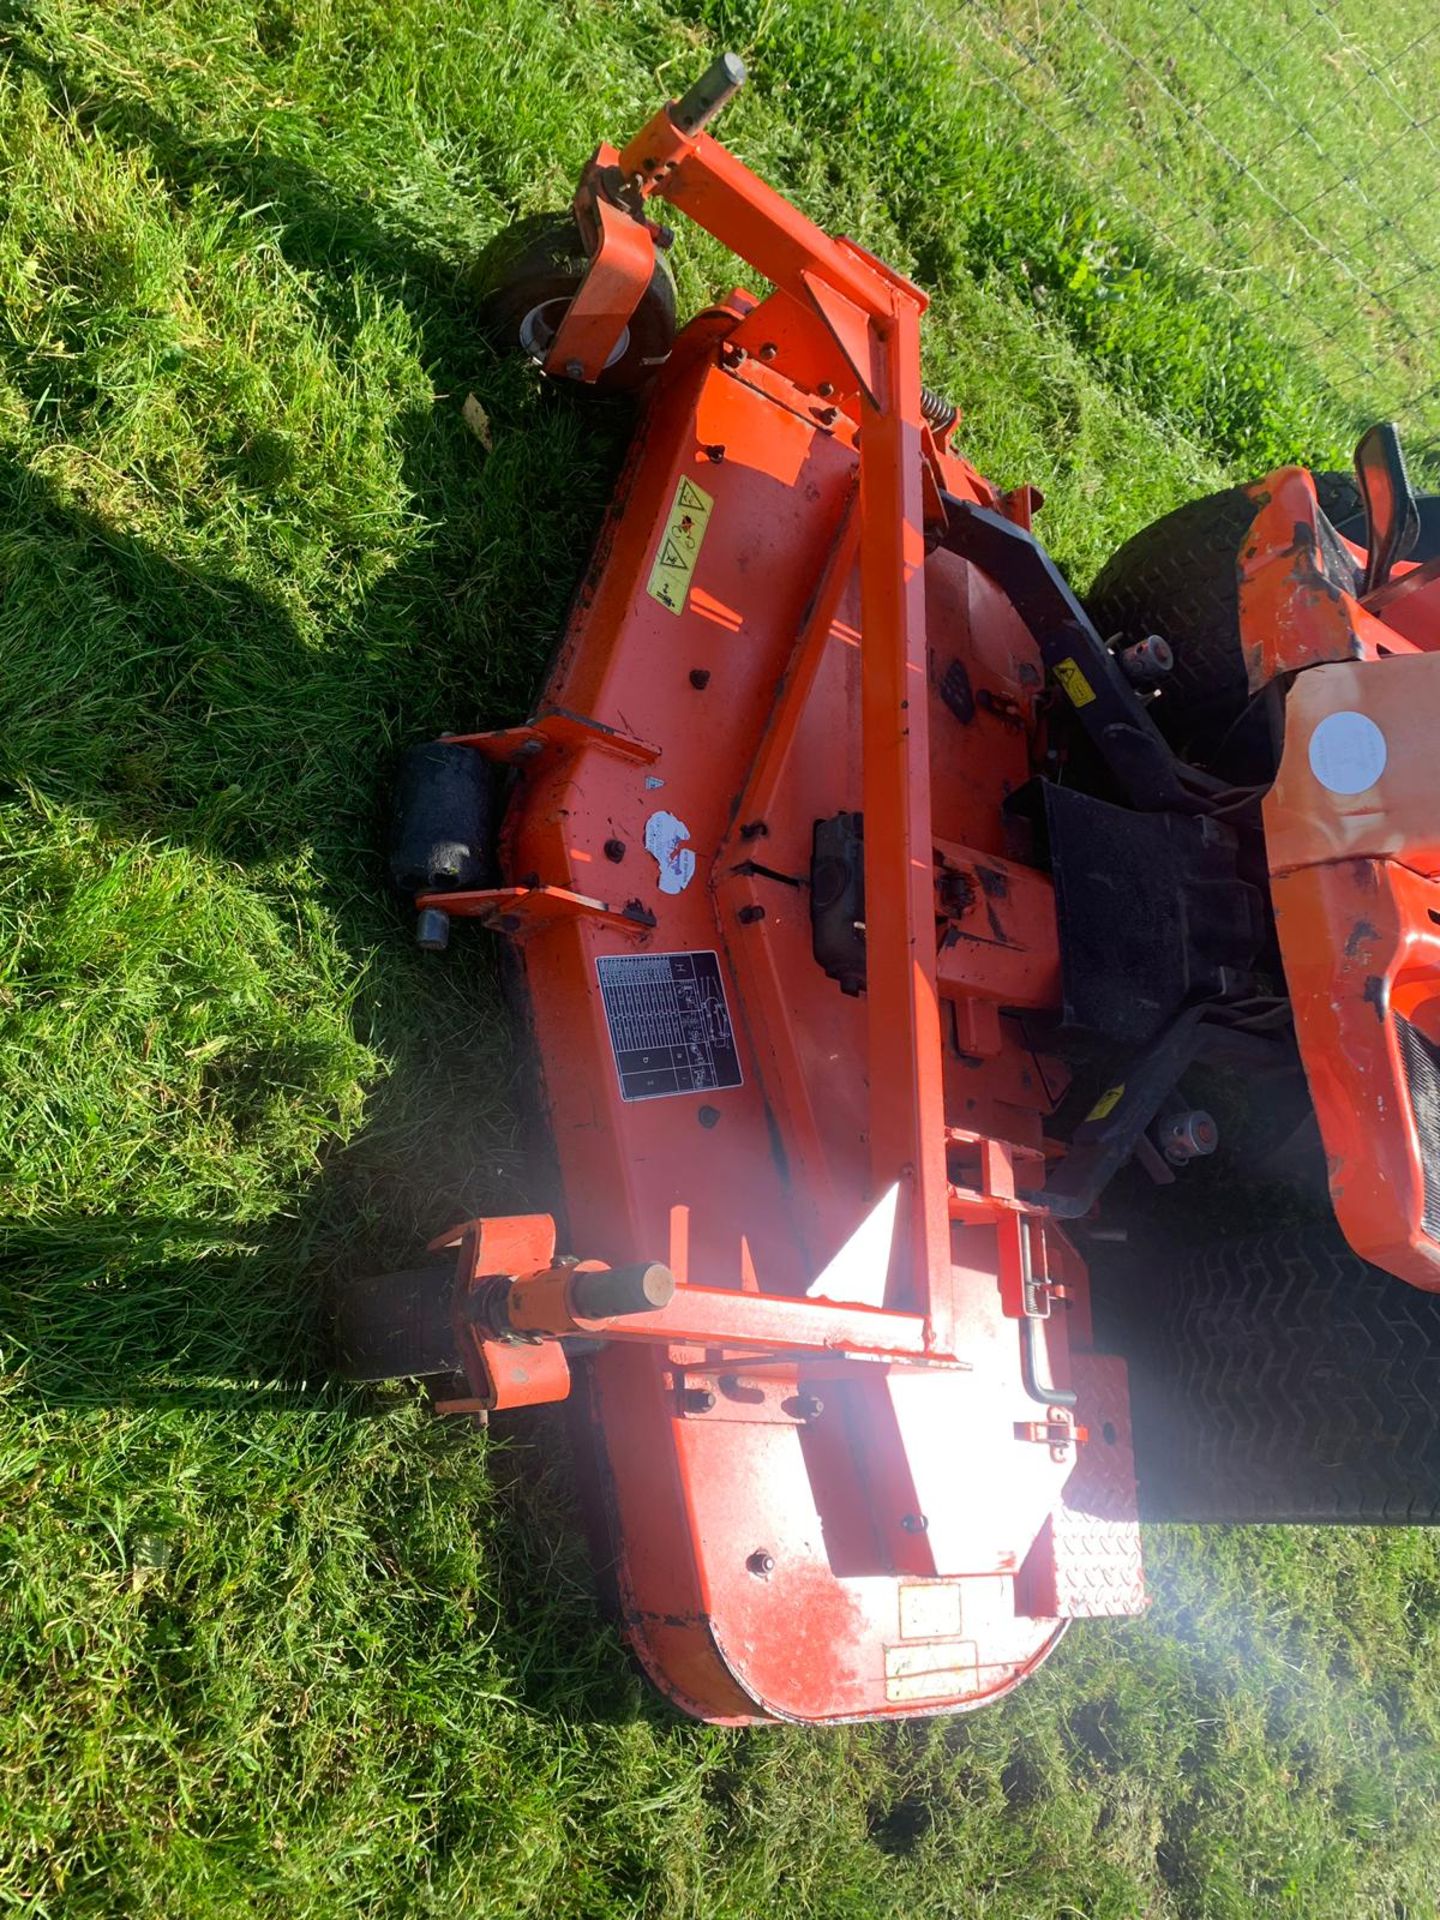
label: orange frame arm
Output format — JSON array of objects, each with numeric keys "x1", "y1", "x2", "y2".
[{"x1": 547, "y1": 93, "x2": 955, "y2": 1352}]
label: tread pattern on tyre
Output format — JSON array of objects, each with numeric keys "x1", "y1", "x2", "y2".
[
  {"x1": 1123, "y1": 1223, "x2": 1440, "y2": 1525},
  {"x1": 1085, "y1": 475, "x2": 1362, "y2": 751}
]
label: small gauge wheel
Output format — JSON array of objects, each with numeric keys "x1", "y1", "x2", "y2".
[{"x1": 474, "y1": 212, "x2": 677, "y2": 393}]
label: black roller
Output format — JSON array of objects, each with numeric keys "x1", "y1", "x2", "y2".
[
  {"x1": 388, "y1": 741, "x2": 497, "y2": 897},
  {"x1": 332, "y1": 1267, "x2": 461, "y2": 1382}
]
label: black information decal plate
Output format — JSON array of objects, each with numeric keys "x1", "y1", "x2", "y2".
[{"x1": 595, "y1": 951, "x2": 743, "y2": 1103}]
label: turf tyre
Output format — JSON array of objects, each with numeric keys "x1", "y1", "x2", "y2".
[
  {"x1": 1119, "y1": 1222, "x2": 1440, "y2": 1524},
  {"x1": 1087, "y1": 475, "x2": 1440, "y2": 756}
]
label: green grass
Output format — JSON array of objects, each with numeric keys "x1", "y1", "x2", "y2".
[
  {"x1": 930, "y1": 0, "x2": 1440, "y2": 463},
  {"x1": 2, "y1": 0, "x2": 1440, "y2": 1913}
]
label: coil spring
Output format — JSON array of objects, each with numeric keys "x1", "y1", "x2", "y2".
[{"x1": 920, "y1": 386, "x2": 958, "y2": 433}]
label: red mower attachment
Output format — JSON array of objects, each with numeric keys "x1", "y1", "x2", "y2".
[{"x1": 344, "y1": 55, "x2": 1188, "y2": 1724}]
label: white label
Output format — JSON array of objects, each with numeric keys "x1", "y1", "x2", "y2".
[
  {"x1": 1308, "y1": 710, "x2": 1387, "y2": 795},
  {"x1": 884, "y1": 1639, "x2": 980, "y2": 1703},
  {"x1": 899, "y1": 1583, "x2": 965, "y2": 1640},
  {"x1": 644, "y1": 809, "x2": 696, "y2": 894}
]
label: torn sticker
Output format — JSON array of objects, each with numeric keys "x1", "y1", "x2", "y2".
[{"x1": 645, "y1": 809, "x2": 696, "y2": 894}]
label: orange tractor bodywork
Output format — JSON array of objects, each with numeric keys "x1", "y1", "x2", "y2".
[
  {"x1": 1246, "y1": 468, "x2": 1440, "y2": 1290},
  {"x1": 368, "y1": 59, "x2": 1440, "y2": 1723}
]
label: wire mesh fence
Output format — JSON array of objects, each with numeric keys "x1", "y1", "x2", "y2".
[{"x1": 921, "y1": 0, "x2": 1440, "y2": 463}]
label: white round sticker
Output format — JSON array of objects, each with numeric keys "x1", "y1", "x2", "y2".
[{"x1": 1308, "y1": 710, "x2": 1388, "y2": 795}]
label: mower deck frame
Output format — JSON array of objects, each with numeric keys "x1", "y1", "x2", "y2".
[{"x1": 413, "y1": 66, "x2": 1145, "y2": 1723}]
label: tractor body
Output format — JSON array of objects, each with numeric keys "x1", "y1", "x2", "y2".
[{"x1": 355, "y1": 59, "x2": 1440, "y2": 1724}]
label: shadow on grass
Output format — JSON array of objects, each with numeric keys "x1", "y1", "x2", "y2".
[
  {"x1": 0, "y1": 23, "x2": 640, "y2": 843},
  {"x1": 0, "y1": 1195, "x2": 675, "y2": 1723},
  {"x1": 0, "y1": 37, "x2": 668, "y2": 1725},
  {"x1": 0, "y1": 452, "x2": 385, "y2": 866}
]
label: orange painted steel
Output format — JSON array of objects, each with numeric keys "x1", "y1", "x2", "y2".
[
  {"x1": 1240, "y1": 465, "x2": 1438, "y2": 692},
  {"x1": 410, "y1": 70, "x2": 1146, "y2": 1723},
  {"x1": 1250, "y1": 484, "x2": 1440, "y2": 1290},
  {"x1": 544, "y1": 146, "x2": 662, "y2": 383},
  {"x1": 1269, "y1": 856, "x2": 1440, "y2": 1289}
]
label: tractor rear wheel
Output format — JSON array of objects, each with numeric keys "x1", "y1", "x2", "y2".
[
  {"x1": 1087, "y1": 475, "x2": 1440, "y2": 764},
  {"x1": 1099, "y1": 1222, "x2": 1440, "y2": 1524}
]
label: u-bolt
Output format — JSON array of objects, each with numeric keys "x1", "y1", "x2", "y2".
[{"x1": 1018, "y1": 1219, "x2": 1078, "y2": 1410}]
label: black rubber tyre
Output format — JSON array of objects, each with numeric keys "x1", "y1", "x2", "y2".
[
  {"x1": 388, "y1": 740, "x2": 497, "y2": 897},
  {"x1": 1087, "y1": 475, "x2": 1440, "y2": 759},
  {"x1": 332, "y1": 1267, "x2": 461, "y2": 1382},
  {"x1": 473, "y1": 212, "x2": 676, "y2": 394},
  {"x1": 1108, "y1": 1222, "x2": 1440, "y2": 1524}
]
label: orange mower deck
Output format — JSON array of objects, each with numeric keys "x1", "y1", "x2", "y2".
[{"x1": 411, "y1": 60, "x2": 1143, "y2": 1723}]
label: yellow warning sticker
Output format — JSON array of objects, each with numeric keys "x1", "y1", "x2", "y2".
[
  {"x1": 646, "y1": 475, "x2": 714, "y2": 614},
  {"x1": 1054, "y1": 656, "x2": 1097, "y2": 708},
  {"x1": 1086, "y1": 1083, "x2": 1126, "y2": 1122}
]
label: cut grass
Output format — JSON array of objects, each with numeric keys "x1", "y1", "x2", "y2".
[{"x1": 2, "y1": 0, "x2": 1440, "y2": 1914}]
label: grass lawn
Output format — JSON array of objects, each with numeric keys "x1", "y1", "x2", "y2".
[
  {"x1": 2, "y1": 0, "x2": 1440, "y2": 1914},
  {"x1": 932, "y1": 0, "x2": 1440, "y2": 456}
]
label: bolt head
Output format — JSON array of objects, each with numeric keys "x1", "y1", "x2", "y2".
[
  {"x1": 415, "y1": 907, "x2": 451, "y2": 952},
  {"x1": 747, "y1": 1550, "x2": 775, "y2": 1577},
  {"x1": 1160, "y1": 1107, "x2": 1219, "y2": 1164}
]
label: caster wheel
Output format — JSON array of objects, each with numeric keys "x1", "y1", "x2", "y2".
[{"x1": 473, "y1": 212, "x2": 676, "y2": 393}]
